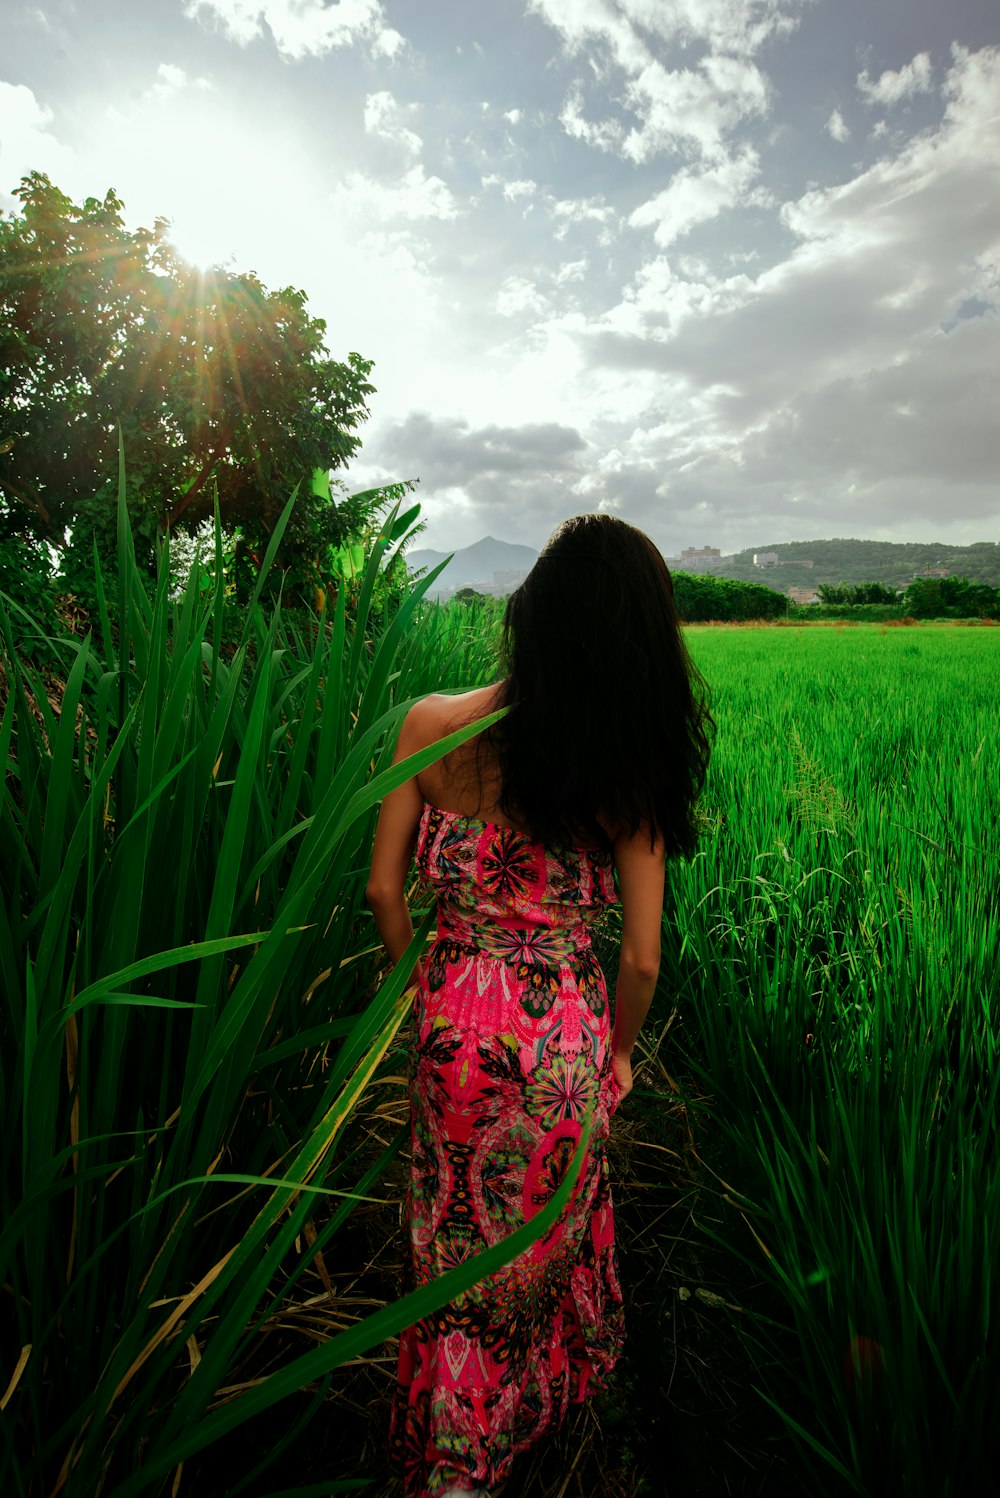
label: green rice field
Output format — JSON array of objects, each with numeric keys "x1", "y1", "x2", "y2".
[
  {"x1": 2, "y1": 492, "x2": 997, "y2": 1496},
  {"x1": 655, "y1": 622, "x2": 1000, "y2": 1494}
]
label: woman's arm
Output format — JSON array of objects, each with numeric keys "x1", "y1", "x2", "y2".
[
  {"x1": 365, "y1": 700, "x2": 435, "y2": 987},
  {"x1": 610, "y1": 825, "x2": 665, "y2": 1101}
]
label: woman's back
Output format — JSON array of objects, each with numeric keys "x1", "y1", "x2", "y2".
[
  {"x1": 413, "y1": 683, "x2": 512, "y2": 824},
  {"x1": 413, "y1": 685, "x2": 611, "y2": 850}
]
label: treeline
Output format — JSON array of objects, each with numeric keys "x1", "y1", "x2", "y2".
[
  {"x1": 820, "y1": 576, "x2": 999, "y2": 617},
  {"x1": 666, "y1": 572, "x2": 999, "y2": 622}
]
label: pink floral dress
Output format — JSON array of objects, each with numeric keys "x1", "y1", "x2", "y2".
[{"x1": 389, "y1": 804, "x2": 625, "y2": 1498}]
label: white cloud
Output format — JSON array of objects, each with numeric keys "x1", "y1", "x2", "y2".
[
  {"x1": 554, "y1": 258, "x2": 587, "y2": 285},
  {"x1": 364, "y1": 90, "x2": 421, "y2": 158},
  {"x1": 826, "y1": 108, "x2": 849, "y2": 142},
  {"x1": 482, "y1": 175, "x2": 538, "y2": 204},
  {"x1": 559, "y1": 85, "x2": 624, "y2": 152},
  {"x1": 529, "y1": 0, "x2": 807, "y2": 64},
  {"x1": 597, "y1": 254, "x2": 755, "y2": 343},
  {"x1": 944, "y1": 41, "x2": 999, "y2": 121},
  {"x1": 158, "y1": 63, "x2": 189, "y2": 90},
  {"x1": 503, "y1": 108, "x2": 522, "y2": 125},
  {"x1": 671, "y1": 45, "x2": 997, "y2": 387},
  {"x1": 531, "y1": 0, "x2": 803, "y2": 173},
  {"x1": 857, "y1": 51, "x2": 933, "y2": 107},
  {"x1": 549, "y1": 193, "x2": 615, "y2": 226},
  {"x1": 0, "y1": 82, "x2": 75, "y2": 202},
  {"x1": 529, "y1": 0, "x2": 649, "y2": 72},
  {"x1": 376, "y1": 23, "x2": 403, "y2": 55},
  {"x1": 330, "y1": 164, "x2": 460, "y2": 223},
  {"x1": 557, "y1": 49, "x2": 770, "y2": 166},
  {"x1": 503, "y1": 179, "x2": 536, "y2": 201},
  {"x1": 629, "y1": 146, "x2": 762, "y2": 245},
  {"x1": 578, "y1": 45, "x2": 1000, "y2": 535},
  {"x1": 183, "y1": 0, "x2": 402, "y2": 61},
  {"x1": 541, "y1": 190, "x2": 619, "y2": 247},
  {"x1": 496, "y1": 275, "x2": 548, "y2": 318},
  {"x1": 143, "y1": 63, "x2": 213, "y2": 103},
  {"x1": 621, "y1": 55, "x2": 770, "y2": 163}
]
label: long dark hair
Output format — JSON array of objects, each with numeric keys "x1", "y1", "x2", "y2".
[{"x1": 476, "y1": 513, "x2": 714, "y2": 857}]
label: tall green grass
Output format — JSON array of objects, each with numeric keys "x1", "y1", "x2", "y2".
[
  {"x1": 7, "y1": 494, "x2": 995, "y2": 1498},
  {"x1": 0, "y1": 465, "x2": 585, "y2": 1497},
  {"x1": 662, "y1": 627, "x2": 1000, "y2": 1494}
]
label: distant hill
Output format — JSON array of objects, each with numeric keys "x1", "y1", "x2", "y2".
[
  {"x1": 405, "y1": 536, "x2": 539, "y2": 596},
  {"x1": 683, "y1": 538, "x2": 1000, "y2": 591}
]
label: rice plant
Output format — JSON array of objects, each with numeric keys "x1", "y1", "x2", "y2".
[{"x1": 660, "y1": 625, "x2": 1000, "y2": 1495}]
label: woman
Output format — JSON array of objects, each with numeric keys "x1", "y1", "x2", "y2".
[{"x1": 367, "y1": 513, "x2": 713, "y2": 1498}]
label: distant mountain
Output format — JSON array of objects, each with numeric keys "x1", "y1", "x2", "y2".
[
  {"x1": 405, "y1": 535, "x2": 539, "y2": 595},
  {"x1": 405, "y1": 534, "x2": 1000, "y2": 597}
]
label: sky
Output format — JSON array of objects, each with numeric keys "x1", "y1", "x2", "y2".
[{"x1": 2, "y1": 0, "x2": 999, "y2": 557}]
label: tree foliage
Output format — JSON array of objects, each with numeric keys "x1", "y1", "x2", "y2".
[
  {"x1": 901, "y1": 575, "x2": 999, "y2": 618},
  {"x1": 672, "y1": 571, "x2": 787, "y2": 622},
  {"x1": 816, "y1": 581, "x2": 899, "y2": 605},
  {"x1": 0, "y1": 173, "x2": 376, "y2": 579},
  {"x1": 809, "y1": 575, "x2": 999, "y2": 617}
]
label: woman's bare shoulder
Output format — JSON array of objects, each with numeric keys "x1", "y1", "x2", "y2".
[{"x1": 407, "y1": 684, "x2": 503, "y2": 737}]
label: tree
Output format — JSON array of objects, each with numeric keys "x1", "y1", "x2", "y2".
[
  {"x1": 672, "y1": 572, "x2": 786, "y2": 622},
  {"x1": 903, "y1": 575, "x2": 999, "y2": 618},
  {"x1": 0, "y1": 173, "x2": 376, "y2": 581},
  {"x1": 817, "y1": 581, "x2": 899, "y2": 606},
  {"x1": 849, "y1": 580, "x2": 898, "y2": 605}
]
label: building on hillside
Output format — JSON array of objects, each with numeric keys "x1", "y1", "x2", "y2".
[
  {"x1": 493, "y1": 567, "x2": 530, "y2": 590},
  {"x1": 787, "y1": 586, "x2": 820, "y2": 605},
  {"x1": 753, "y1": 551, "x2": 780, "y2": 567},
  {"x1": 799, "y1": 559, "x2": 814, "y2": 569},
  {"x1": 679, "y1": 545, "x2": 723, "y2": 572},
  {"x1": 444, "y1": 567, "x2": 530, "y2": 599},
  {"x1": 920, "y1": 567, "x2": 951, "y2": 578}
]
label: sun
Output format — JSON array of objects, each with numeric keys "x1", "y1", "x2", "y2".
[{"x1": 162, "y1": 215, "x2": 234, "y2": 276}]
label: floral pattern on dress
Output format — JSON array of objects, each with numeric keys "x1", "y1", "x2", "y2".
[{"x1": 389, "y1": 804, "x2": 624, "y2": 1498}]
